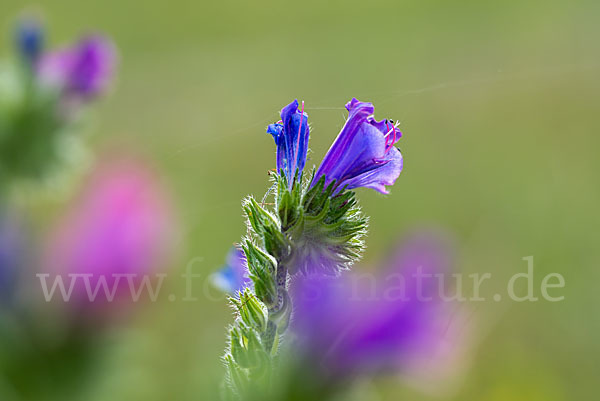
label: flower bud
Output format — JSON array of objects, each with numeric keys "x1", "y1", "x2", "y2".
[
  {"x1": 231, "y1": 289, "x2": 268, "y2": 333},
  {"x1": 242, "y1": 240, "x2": 277, "y2": 307},
  {"x1": 244, "y1": 197, "x2": 289, "y2": 260},
  {"x1": 229, "y1": 323, "x2": 267, "y2": 370}
]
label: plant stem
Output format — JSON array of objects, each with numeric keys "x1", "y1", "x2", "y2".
[{"x1": 263, "y1": 262, "x2": 289, "y2": 353}]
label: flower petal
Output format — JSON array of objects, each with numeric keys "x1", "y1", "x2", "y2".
[
  {"x1": 313, "y1": 98, "x2": 403, "y2": 194},
  {"x1": 340, "y1": 146, "x2": 403, "y2": 194},
  {"x1": 266, "y1": 100, "x2": 309, "y2": 186}
]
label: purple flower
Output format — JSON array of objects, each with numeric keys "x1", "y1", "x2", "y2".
[
  {"x1": 267, "y1": 100, "x2": 309, "y2": 188},
  {"x1": 44, "y1": 156, "x2": 176, "y2": 308},
  {"x1": 291, "y1": 232, "x2": 454, "y2": 380},
  {"x1": 211, "y1": 247, "x2": 252, "y2": 294},
  {"x1": 37, "y1": 35, "x2": 116, "y2": 100},
  {"x1": 312, "y1": 98, "x2": 403, "y2": 195}
]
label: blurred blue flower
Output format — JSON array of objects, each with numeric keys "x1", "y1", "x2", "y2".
[
  {"x1": 212, "y1": 247, "x2": 252, "y2": 294},
  {"x1": 312, "y1": 98, "x2": 403, "y2": 195},
  {"x1": 267, "y1": 99, "x2": 309, "y2": 188},
  {"x1": 14, "y1": 17, "x2": 45, "y2": 66},
  {"x1": 291, "y1": 232, "x2": 453, "y2": 379}
]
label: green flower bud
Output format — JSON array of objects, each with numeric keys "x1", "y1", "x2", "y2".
[
  {"x1": 224, "y1": 354, "x2": 249, "y2": 396},
  {"x1": 244, "y1": 197, "x2": 290, "y2": 260},
  {"x1": 229, "y1": 323, "x2": 267, "y2": 370},
  {"x1": 231, "y1": 289, "x2": 268, "y2": 333},
  {"x1": 242, "y1": 240, "x2": 278, "y2": 307}
]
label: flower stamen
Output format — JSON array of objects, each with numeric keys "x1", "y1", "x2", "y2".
[
  {"x1": 384, "y1": 120, "x2": 400, "y2": 154},
  {"x1": 292, "y1": 100, "x2": 305, "y2": 181}
]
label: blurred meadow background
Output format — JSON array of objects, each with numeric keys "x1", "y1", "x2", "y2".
[{"x1": 1, "y1": 0, "x2": 599, "y2": 400}]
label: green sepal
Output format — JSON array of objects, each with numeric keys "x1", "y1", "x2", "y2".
[
  {"x1": 229, "y1": 322, "x2": 268, "y2": 370},
  {"x1": 231, "y1": 288, "x2": 268, "y2": 333},
  {"x1": 224, "y1": 354, "x2": 249, "y2": 397},
  {"x1": 244, "y1": 196, "x2": 290, "y2": 260},
  {"x1": 302, "y1": 174, "x2": 337, "y2": 216},
  {"x1": 276, "y1": 174, "x2": 302, "y2": 231},
  {"x1": 242, "y1": 240, "x2": 278, "y2": 307}
]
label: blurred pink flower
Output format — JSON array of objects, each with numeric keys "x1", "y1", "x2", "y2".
[{"x1": 43, "y1": 156, "x2": 177, "y2": 311}]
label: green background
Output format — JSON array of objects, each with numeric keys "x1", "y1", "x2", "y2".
[{"x1": 1, "y1": 0, "x2": 598, "y2": 400}]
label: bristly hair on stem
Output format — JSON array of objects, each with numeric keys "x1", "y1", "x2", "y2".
[{"x1": 222, "y1": 169, "x2": 368, "y2": 399}]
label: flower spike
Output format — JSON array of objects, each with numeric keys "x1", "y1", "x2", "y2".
[{"x1": 219, "y1": 97, "x2": 406, "y2": 399}]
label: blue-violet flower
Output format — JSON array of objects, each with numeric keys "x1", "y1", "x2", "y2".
[
  {"x1": 267, "y1": 99, "x2": 309, "y2": 189},
  {"x1": 212, "y1": 247, "x2": 253, "y2": 294},
  {"x1": 313, "y1": 98, "x2": 403, "y2": 195}
]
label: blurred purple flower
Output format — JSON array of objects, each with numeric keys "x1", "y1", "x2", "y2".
[
  {"x1": 0, "y1": 211, "x2": 24, "y2": 306},
  {"x1": 267, "y1": 99, "x2": 309, "y2": 188},
  {"x1": 211, "y1": 247, "x2": 252, "y2": 294},
  {"x1": 291, "y1": 232, "x2": 454, "y2": 380},
  {"x1": 312, "y1": 98, "x2": 403, "y2": 195},
  {"x1": 44, "y1": 157, "x2": 176, "y2": 308},
  {"x1": 37, "y1": 35, "x2": 116, "y2": 100}
]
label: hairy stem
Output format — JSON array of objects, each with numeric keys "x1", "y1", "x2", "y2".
[{"x1": 262, "y1": 261, "x2": 289, "y2": 353}]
